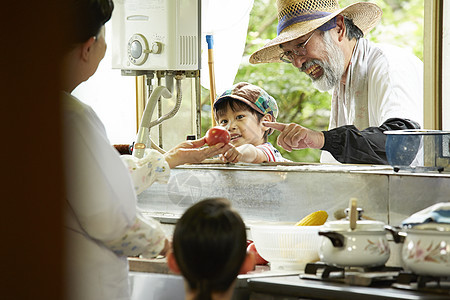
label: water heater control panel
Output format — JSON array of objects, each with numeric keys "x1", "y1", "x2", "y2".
[{"x1": 127, "y1": 34, "x2": 162, "y2": 66}]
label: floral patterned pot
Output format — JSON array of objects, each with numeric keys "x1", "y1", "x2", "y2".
[
  {"x1": 401, "y1": 223, "x2": 450, "y2": 276},
  {"x1": 318, "y1": 220, "x2": 392, "y2": 267}
]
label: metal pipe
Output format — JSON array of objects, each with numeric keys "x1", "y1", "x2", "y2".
[
  {"x1": 148, "y1": 74, "x2": 185, "y2": 128},
  {"x1": 133, "y1": 86, "x2": 172, "y2": 158}
]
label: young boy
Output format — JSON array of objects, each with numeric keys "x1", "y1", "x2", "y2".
[
  {"x1": 167, "y1": 198, "x2": 254, "y2": 300},
  {"x1": 213, "y1": 82, "x2": 289, "y2": 163}
]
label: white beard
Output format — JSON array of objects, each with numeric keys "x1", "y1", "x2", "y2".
[{"x1": 302, "y1": 31, "x2": 346, "y2": 92}]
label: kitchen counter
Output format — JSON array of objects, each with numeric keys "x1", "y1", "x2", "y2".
[
  {"x1": 247, "y1": 275, "x2": 450, "y2": 300},
  {"x1": 127, "y1": 256, "x2": 300, "y2": 285},
  {"x1": 127, "y1": 258, "x2": 450, "y2": 300},
  {"x1": 137, "y1": 162, "x2": 449, "y2": 268},
  {"x1": 139, "y1": 162, "x2": 450, "y2": 228},
  {"x1": 128, "y1": 258, "x2": 450, "y2": 300},
  {"x1": 132, "y1": 163, "x2": 449, "y2": 299},
  {"x1": 127, "y1": 257, "x2": 301, "y2": 300}
]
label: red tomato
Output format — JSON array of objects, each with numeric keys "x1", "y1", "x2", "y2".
[
  {"x1": 247, "y1": 242, "x2": 268, "y2": 265},
  {"x1": 205, "y1": 126, "x2": 231, "y2": 145}
]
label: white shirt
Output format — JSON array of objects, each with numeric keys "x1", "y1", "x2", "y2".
[
  {"x1": 321, "y1": 38, "x2": 423, "y2": 163},
  {"x1": 257, "y1": 142, "x2": 290, "y2": 162},
  {"x1": 63, "y1": 92, "x2": 168, "y2": 300}
]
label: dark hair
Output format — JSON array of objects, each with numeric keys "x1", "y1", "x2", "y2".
[
  {"x1": 172, "y1": 198, "x2": 247, "y2": 300},
  {"x1": 343, "y1": 16, "x2": 364, "y2": 40},
  {"x1": 214, "y1": 98, "x2": 270, "y2": 142},
  {"x1": 66, "y1": 0, "x2": 114, "y2": 49}
]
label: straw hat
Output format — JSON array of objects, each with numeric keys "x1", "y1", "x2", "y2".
[{"x1": 249, "y1": 0, "x2": 382, "y2": 64}]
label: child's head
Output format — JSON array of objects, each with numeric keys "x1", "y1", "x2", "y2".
[
  {"x1": 168, "y1": 198, "x2": 253, "y2": 300},
  {"x1": 213, "y1": 82, "x2": 278, "y2": 146}
]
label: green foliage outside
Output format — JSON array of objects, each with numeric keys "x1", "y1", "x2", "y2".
[{"x1": 201, "y1": 0, "x2": 424, "y2": 162}]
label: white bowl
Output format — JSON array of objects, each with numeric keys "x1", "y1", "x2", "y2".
[{"x1": 250, "y1": 224, "x2": 321, "y2": 270}]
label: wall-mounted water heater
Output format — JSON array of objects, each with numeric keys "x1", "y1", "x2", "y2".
[
  {"x1": 112, "y1": 0, "x2": 201, "y2": 72},
  {"x1": 111, "y1": 0, "x2": 202, "y2": 155}
]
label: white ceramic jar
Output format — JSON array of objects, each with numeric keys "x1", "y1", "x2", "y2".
[{"x1": 318, "y1": 220, "x2": 391, "y2": 267}]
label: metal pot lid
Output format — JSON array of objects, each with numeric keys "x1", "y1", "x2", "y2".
[
  {"x1": 403, "y1": 222, "x2": 450, "y2": 232},
  {"x1": 321, "y1": 219, "x2": 386, "y2": 232}
]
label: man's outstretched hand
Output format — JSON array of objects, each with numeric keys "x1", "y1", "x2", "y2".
[{"x1": 263, "y1": 121, "x2": 325, "y2": 151}]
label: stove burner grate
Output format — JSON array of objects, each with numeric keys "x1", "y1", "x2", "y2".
[
  {"x1": 300, "y1": 262, "x2": 403, "y2": 287},
  {"x1": 392, "y1": 272, "x2": 450, "y2": 295}
]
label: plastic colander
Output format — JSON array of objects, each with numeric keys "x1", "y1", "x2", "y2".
[{"x1": 249, "y1": 224, "x2": 321, "y2": 270}]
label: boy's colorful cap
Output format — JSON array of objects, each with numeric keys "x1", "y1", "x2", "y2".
[{"x1": 214, "y1": 82, "x2": 279, "y2": 121}]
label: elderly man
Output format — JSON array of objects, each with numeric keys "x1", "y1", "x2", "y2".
[{"x1": 250, "y1": 0, "x2": 423, "y2": 164}]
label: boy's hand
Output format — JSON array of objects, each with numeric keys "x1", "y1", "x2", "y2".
[
  {"x1": 221, "y1": 144, "x2": 243, "y2": 163},
  {"x1": 263, "y1": 121, "x2": 325, "y2": 151}
]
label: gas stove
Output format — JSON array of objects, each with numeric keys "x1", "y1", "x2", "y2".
[
  {"x1": 246, "y1": 262, "x2": 450, "y2": 300},
  {"x1": 300, "y1": 262, "x2": 403, "y2": 286},
  {"x1": 301, "y1": 262, "x2": 450, "y2": 295}
]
